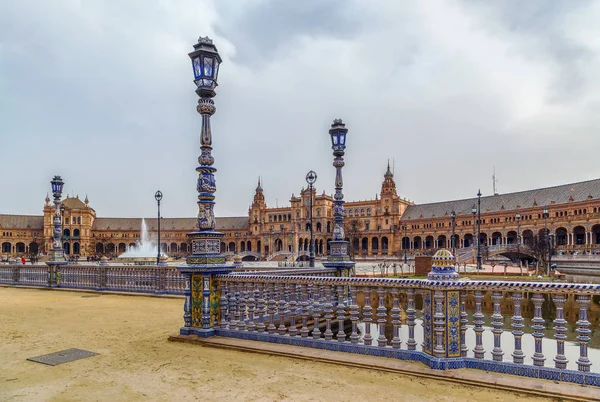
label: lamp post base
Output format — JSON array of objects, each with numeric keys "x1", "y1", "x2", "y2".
[{"x1": 323, "y1": 240, "x2": 356, "y2": 277}]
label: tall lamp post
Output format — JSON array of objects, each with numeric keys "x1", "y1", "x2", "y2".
[
  {"x1": 305, "y1": 170, "x2": 317, "y2": 267},
  {"x1": 450, "y1": 210, "x2": 456, "y2": 255},
  {"x1": 155, "y1": 190, "x2": 163, "y2": 265},
  {"x1": 322, "y1": 119, "x2": 355, "y2": 276},
  {"x1": 178, "y1": 36, "x2": 233, "y2": 338},
  {"x1": 49, "y1": 176, "x2": 66, "y2": 263},
  {"x1": 476, "y1": 190, "x2": 482, "y2": 270}
]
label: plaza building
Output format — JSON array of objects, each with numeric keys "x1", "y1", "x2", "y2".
[{"x1": 2, "y1": 165, "x2": 600, "y2": 262}]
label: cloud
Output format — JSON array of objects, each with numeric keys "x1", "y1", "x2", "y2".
[{"x1": 1, "y1": 0, "x2": 600, "y2": 220}]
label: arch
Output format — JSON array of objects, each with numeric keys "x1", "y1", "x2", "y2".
[
  {"x1": 275, "y1": 239, "x2": 283, "y2": 252},
  {"x1": 63, "y1": 228, "x2": 71, "y2": 237},
  {"x1": 305, "y1": 223, "x2": 311, "y2": 231},
  {"x1": 228, "y1": 241, "x2": 236, "y2": 253},
  {"x1": 304, "y1": 238, "x2": 309, "y2": 251},
  {"x1": 592, "y1": 224, "x2": 600, "y2": 245},
  {"x1": 29, "y1": 242, "x2": 39, "y2": 255},
  {"x1": 425, "y1": 236, "x2": 434, "y2": 249},
  {"x1": 240, "y1": 241, "x2": 246, "y2": 252},
  {"x1": 453, "y1": 234, "x2": 460, "y2": 249},
  {"x1": 170, "y1": 242, "x2": 178, "y2": 253},
  {"x1": 506, "y1": 231, "x2": 517, "y2": 245},
  {"x1": 160, "y1": 243, "x2": 167, "y2": 253},
  {"x1": 62, "y1": 242, "x2": 70, "y2": 255},
  {"x1": 327, "y1": 238, "x2": 332, "y2": 254},
  {"x1": 95, "y1": 243, "x2": 104, "y2": 254},
  {"x1": 413, "y1": 236, "x2": 422, "y2": 249},
  {"x1": 437, "y1": 235, "x2": 447, "y2": 248},
  {"x1": 316, "y1": 222, "x2": 322, "y2": 232},
  {"x1": 478, "y1": 232, "x2": 488, "y2": 246},
  {"x1": 361, "y1": 237, "x2": 368, "y2": 254},
  {"x1": 129, "y1": 243, "x2": 136, "y2": 249},
  {"x1": 352, "y1": 238, "x2": 359, "y2": 254},
  {"x1": 220, "y1": 242, "x2": 226, "y2": 253},
  {"x1": 247, "y1": 241, "x2": 252, "y2": 252},
  {"x1": 180, "y1": 243, "x2": 188, "y2": 253},
  {"x1": 381, "y1": 237, "x2": 389, "y2": 253},
  {"x1": 463, "y1": 233, "x2": 473, "y2": 247},
  {"x1": 371, "y1": 237, "x2": 379, "y2": 253},
  {"x1": 73, "y1": 228, "x2": 80, "y2": 237},
  {"x1": 573, "y1": 226, "x2": 586, "y2": 245},
  {"x1": 491, "y1": 232, "x2": 502, "y2": 245},
  {"x1": 555, "y1": 227, "x2": 568, "y2": 246},
  {"x1": 16, "y1": 242, "x2": 26, "y2": 254},
  {"x1": 118, "y1": 243, "x2": 127, "y2": 253},
  {"x1": 327, "y1": 222, "x2": 331, "y2": 232},
  {"x1": 106, "y1": 243, "x2": 116, "y2": 254},
  {"x1": 522, "y1": 230, "x2": 534, "y2": 247},
  {"x1": 1, "y1": 242, "x2": 10, "y2": 253},
  {"x1": 264, "y1": 245, "x2": 269, "y2": 255},
  {"x1": 401, "y1": 237, "x2": 410, "y2": 250},
  {"x1": 298, "y1": 238, "x2": 303, "y2": 252},
  {"x1": 257, "y1": 240, "x2": 261, "y2": 255},
  {"x1": 73, "y1": 242, "x2": 80, "y2": 255}
]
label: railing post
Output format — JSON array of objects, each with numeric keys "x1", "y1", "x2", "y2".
[
  {"x1": 11, "y1": 265, "x2": 20, "y2": 285},
  {"x1": 459, "y1": 290, "x2": 468, "y2": 358},
  {"x1": 491, "y1": 291, "x2": 504, "y2": 361},
  {"x1": 575, "y1": 295, "x2": 592, "y2": 372},
  {"x1": 552, "y1": 293, "x2": 568, "y2": 369},
  {"x1": 511, "y1": 291, "x2": 525, "y2": 364},
  {"x1": 473, "y1": 290, "x2": 485, "y2": 359},
  {"x1": 406, "y1": 288, "x2": 417, "y2": 351},
  {"x1": 531, "y1": 293, "x2": 546, "y2": 366}
]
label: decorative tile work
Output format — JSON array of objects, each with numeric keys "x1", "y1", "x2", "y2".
[
  {"x1": 423, "y1": 291, "x2": 432, "y2": 355},
  {"x1": 191, "y1": 274, "x2": 203, "y2": 327},
  {"x1": 210, "y1": 276, "x2": 220, "y2": 327},
  {"x1": 446, "y1": 290, "x2": 460, "y2": 358}
]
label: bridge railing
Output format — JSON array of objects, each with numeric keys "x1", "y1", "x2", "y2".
[{"x1": 180, "y1": 274, "x2": 600, "y2": 386}]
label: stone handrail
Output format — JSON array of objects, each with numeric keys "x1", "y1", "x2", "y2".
[{"x1": 177, "y1": 273, "x2": 600, "y2": 386}]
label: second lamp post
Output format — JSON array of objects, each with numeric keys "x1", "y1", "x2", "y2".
[{"x1": 155, "y1": 190, "x2": 163, "y2": 265}]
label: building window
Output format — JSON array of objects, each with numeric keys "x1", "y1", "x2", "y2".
[{"x1": 367, "y1": 209, "x2": 371, "y2": 216}]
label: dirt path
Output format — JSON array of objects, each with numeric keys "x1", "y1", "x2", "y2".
[{"x1": 0, "y1": 287, "x2": 551, "y2": 402}]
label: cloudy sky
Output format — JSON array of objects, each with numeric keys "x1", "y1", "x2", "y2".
[{"x1": 2, "y1": 0, "x2": 600, "y2": 219}]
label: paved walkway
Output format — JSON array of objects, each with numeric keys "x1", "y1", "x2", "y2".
[{"x1": 0, "y1": 287, "x2": 562, "y2": 401}]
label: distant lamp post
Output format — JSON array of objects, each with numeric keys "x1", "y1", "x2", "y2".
[
  {"x1": 155, "y1": 190, "x2": 163, "y2": 265},
  {"x1": 49, "y1": 175, "x2": 66, "y2": 263},
  {"x1": 450, "y1": 210, "x2": 456, "y2": 255},
  {"x1": 516, "y1": 212, "x2": 521, "y2": 267},
  {"x1": 305, "y1": 170, "x2": 317, "y2": 267},
  {"x1": 476, "y1": 190, "x2": 482, "y2": 270},
  {"x1": 471, "y1": 205, "x2": 477, "y2": 251},
  {"x1": 543, "y1": 206, "x2": 551, "y2": 275}
]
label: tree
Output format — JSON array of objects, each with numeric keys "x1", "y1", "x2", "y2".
[
  {"x1": 344, "y1": 218, "x2": 364, "y2": 261},
  {"x1": 530, "y1": 230, "x2": 555, "y2": 276}
]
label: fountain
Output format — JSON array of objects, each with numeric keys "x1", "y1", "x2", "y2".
[{"x1": 117, "y1": 219, "x2": 167, "y2": 265}]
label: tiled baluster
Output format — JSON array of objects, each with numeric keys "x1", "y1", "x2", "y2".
[
  {"x1": 376, "y1": 287, "x2": 387, "y2": 347},
  {"x1": 531, "y1": 293, "x2": 546, "y2": 366},
  {"x1": 287, "y1": 284, "x2": 297, "y2": 336},
  {"x1": 511, "y1": 292, "x2": 525, "y2": 364},
  {"x1": 278, "y1": 283, "x2": 287, "y2": 335},
  {"x1": 363, "y1": 287, "x2": 373, "y2": 346},
  {"x1": 228, "y1": 281, "x2": 237, "y2": 330},
  {"x1": 233, "y1": 282, "x2": 242, "y2": 330},
  {"x1": 349, "y1": 286, "x2": 359, "y2": 344},
  {"x1": 473, "y1": 290, "x2": 485, "y2": 359},
  {"x1": 391, "y1": 289, "x2": 401, "y2": 349},
  {"x1": 323, "y1": 285, "x2": 334, "y2": 341},
  {"x1": 575, "y1": 295, "x2": 592, "y2": 372},
  {"x1": 336, "y1": 285, "x2": 346, "y2": 342},
  {"x1": 246, "y1": 282, "x2": 255, "y2": 332},
  {"x1": 219, "y1": 281, "x2": 229, "y2": 329},
  {"x1": 433, "y1": 290, "x2": 445, "y2": 358},
  {"x1": 312, "y1": 284, "x2": 322, "y2": 339},
  {"x1": 238, "y1": 282, "x2": 248, "y2": 331},
  {"x1": 300, "y1": 284, "x2": 309, "y2": 337},
  {"x1": 552, "y1": 293, "x2": 568, "y2": 369},
  {"x1": 491, "y1": 291, "x2": 504, "y2": 361},
  {"x1": 459, "y1": 290, "x2": 468, "y2": 357},
  {"x1": 256, "y1": 282, "x2": 266, "y2": 333},
  {"x1": 406, "y1": 288, "x2": 417, "y2": 350},
  {"x1": 183, "y1": 275, "x2": 192, "y2": 328},
  {"x1": 267, "y1": 282, "x2": 277, "y2": 334}
]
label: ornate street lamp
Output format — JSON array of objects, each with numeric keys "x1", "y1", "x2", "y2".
[
  {"x1": 155, "y1": 190, "x2": 162, "y2": 265},
  {"x1": 323, "y1": 119, "x2": 355, "y2": 276},
  {"x1": 450, "y1": 210, "x2": 456, "y2": 255},
  {"x1": 476, "y1": 190, "x2": 482, "y2": 271},
  {"x1": 305, "y1": 170, "x2": 317, "y2": 267},
  {"x1": 178, "y1": 36, "x2": 232, "y2": 338},
  {"x1": 49, "y1": 175, "x2": 66, "y2": 263}
]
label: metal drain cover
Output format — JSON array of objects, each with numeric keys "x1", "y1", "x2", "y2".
[{"x1": 27, "y1": 348, "x2": 97, "y2": 366}]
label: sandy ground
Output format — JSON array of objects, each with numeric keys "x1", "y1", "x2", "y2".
[{"x1": 0, "y1": 287, "x2": 552, "y2": 402}]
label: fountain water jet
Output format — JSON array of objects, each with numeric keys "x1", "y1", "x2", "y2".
[{"x1": 117, "y1": 218, "x2": 167, "y2": 264}]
